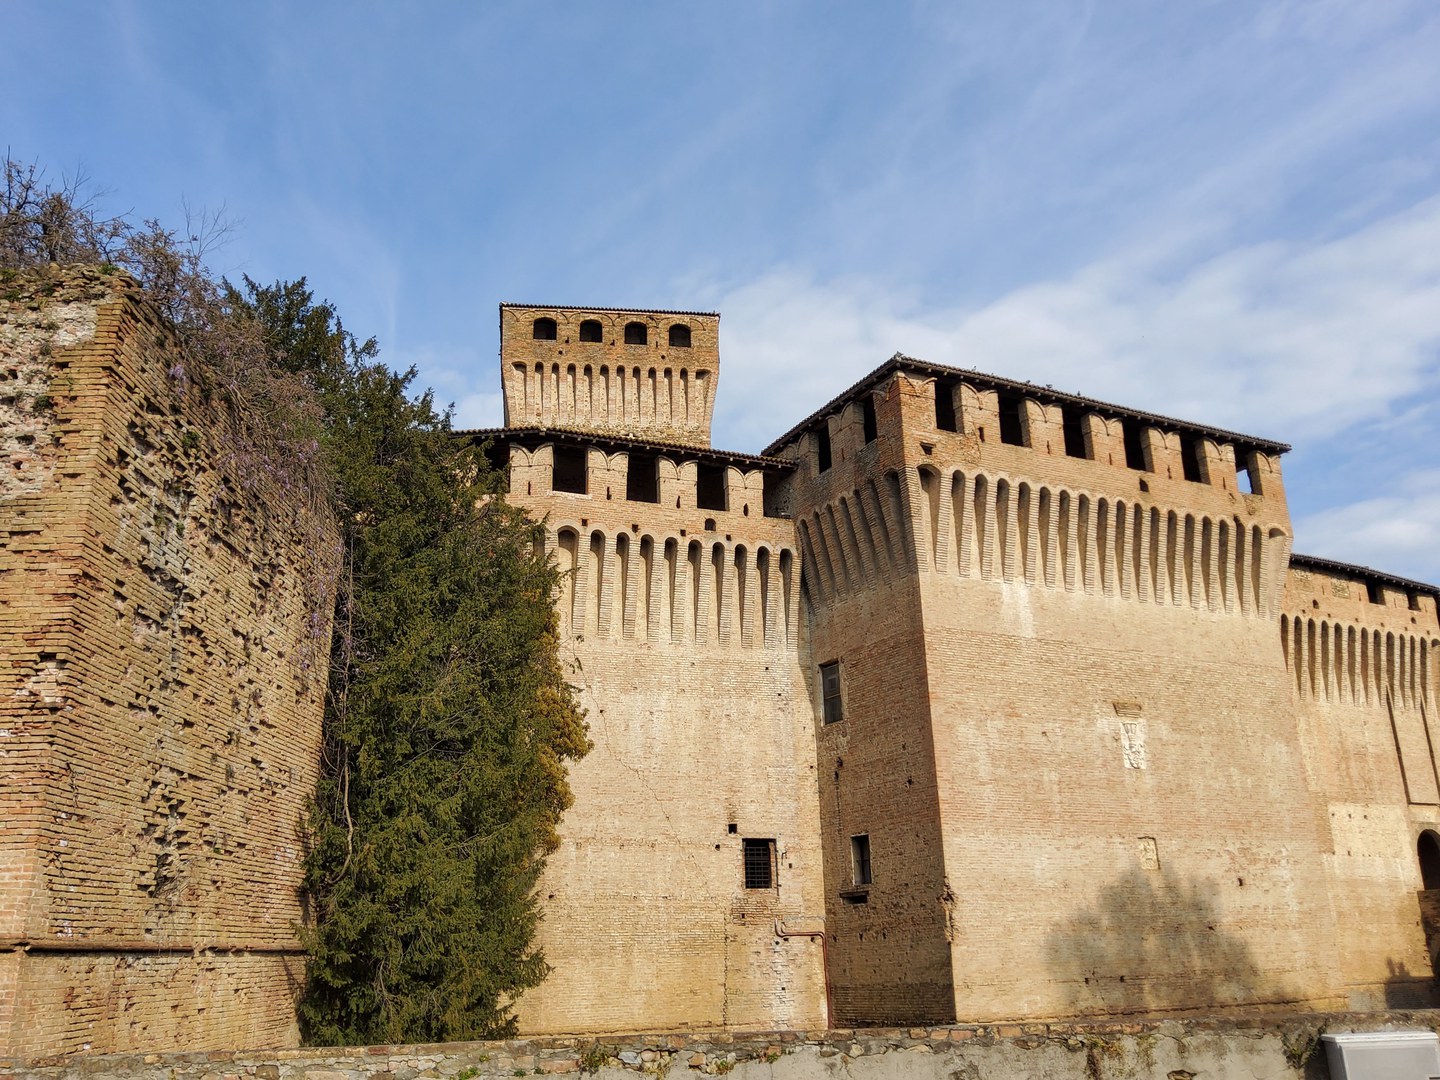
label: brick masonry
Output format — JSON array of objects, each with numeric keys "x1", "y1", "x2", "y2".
[
  {"x1": 6, "y1": 284, "x2": 1440, "y2": 1061},
  {"x1": 0, "y1": 268, "x2": 337, "y2": 1060},
  {"x1": 491, "y1": 304, "x2": 1440, "y2": 1037}
]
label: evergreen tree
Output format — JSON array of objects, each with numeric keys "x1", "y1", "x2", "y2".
[{"x1": 232, "y1": 279, "x2": 590, "y2": 1045}]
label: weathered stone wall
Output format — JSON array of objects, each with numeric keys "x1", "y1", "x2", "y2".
[
  {"x1": 0, "y1": 267, "x2": 336, "y2": 1060},
  {"x1": 1281, "y1": 561, "x2": 1440, "y2": 1008},
  {"x1": 8, "y1": 1012, "x2": 1436, "y2": 1080}
]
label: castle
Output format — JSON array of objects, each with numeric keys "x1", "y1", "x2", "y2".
[
  {"x1": 3, "y1": 276, "x2": 1439, "y2": 1060},
  {"x1": 484, "y1": 303, "x2": 1440, "y2": 1034}
]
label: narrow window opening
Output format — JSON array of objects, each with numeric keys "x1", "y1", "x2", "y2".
[
  {"x1": 624, "y1": 321, "x2": 648, "y2": 345},
  {"x1": 816, "y1": 425, "x2": 832, "y2": 473},
  {"x1": 861, "y1": 394, "x2": 878, "y2": 444},
  {"x1": 668, "y1": 324, "x2": 691, "y2": 348},
  {"x1": 820, "y1": 660, "x2": 843, "y2": 724},
  {"x1": 1122, "y1": 422, "x2": 1148, "y2": 471},
  {"x1": 579, "y1": 319, "x2": 603, "y2": 343},
  {"x1": 1367, "y1": 581, "x2": 1384, "y2": 605},
  {"x1": 626, "y1": 452, "x2": 659, "y2": 503},
  {"x1": 763, "y1": 472, "x2": 786, "y2": 519},
  {"x1": 1421, "y1": 831, "x2": 1440, "y2": 890},
  {"x1": 532, "y1": 317, "x2": 557, "y2": 341},
  {"x1": 850, "y1": 834, "x2": 872, "y2": 887},
  {"x1": 552, "y1": 445, "x2": 588, "y2": 494},
  {"x1": 1179, "y1": 433, "x2": 1204, "y2": 483},
  {"x1": 935, "y1": 379, "x2": 958, "y2": 433},
  {"x1": 1236, "y1": 460, "x2": 1254, "y2": 494},
  {"x1": 1062, "y1": 408, "x2": 1089, "y2": 459},
  {"x1": 743, "y1": 838, "x2": 775, "y2": 889},
  {"x1": 1408, "y1": 591, "x2": 1422, "y2": 612},
  {"x1": 697, "y1": 463, "x2": 728, "y2": 511},
  {"x1": 997, "y1": 391, "x2": 1027, "y2": 446}
]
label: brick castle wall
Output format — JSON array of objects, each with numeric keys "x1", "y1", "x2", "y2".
[
  {"x1": 503, "y1": 464, "x2": 827, "y2": 1034},
  {"x1": 0, "y1": 268, "x2": 336, "y2": 1061}
]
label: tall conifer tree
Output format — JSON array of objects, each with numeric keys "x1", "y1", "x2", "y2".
[{"x1": 232, "y1": 279, "x2": 590, "y2": 1045}]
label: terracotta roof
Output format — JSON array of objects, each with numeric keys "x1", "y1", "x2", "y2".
[
  {"x1": 455, "y1": 425, "x2": 793, "y2": 471},
  {"x1": 762, "y1": 354, "x2": 1292, "y2": 458},
  {"x1": 1289, "y1": 553, "x2": 1439, "y2": 597},
  {"x1": 500, "y1": 303, "x2": 720, "y2": 318}
]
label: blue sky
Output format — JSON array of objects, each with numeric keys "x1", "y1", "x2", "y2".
[{"x1": 6, "y1": 0, "x2": 1440, "y2": 581}]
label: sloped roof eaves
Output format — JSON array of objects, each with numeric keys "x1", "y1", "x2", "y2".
[
  {"x1": 455, "y1": 426, "x2": 794, "y2": 471},
  {"x1": 1289, "y1": 552, "x2": 1440, "y2": 597},
  {"x1": 761, "y1": 354, "x2": 1292, "y2": 458},
  {"x1": 500, "y1": 303, "x2": 720, "y2": 319}
]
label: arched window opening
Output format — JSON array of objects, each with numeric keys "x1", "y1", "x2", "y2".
[
  {"x1": 668, "y1": 324, "x2": 691, "y2": 348},
  {"x1": 624, "y1": 321, "x2": 648, "y2": 345},
  {"x1": 579, "y1": 319, "x2": 603, "y2": 343},
  {"x1": 533, "y1": 317, "x2": 557, "y2": 341},
  {"x1": 1421, "y1": 831, "x2": 1440, "y2": 890}
]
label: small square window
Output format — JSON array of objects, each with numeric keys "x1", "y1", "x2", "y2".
[
  {"x1": 820, "y1": 661, "x2": 843, "y2": 724},
  {"x1": 850, "y1": 834, "x2": 872, "y2": 887},
  {"x1": 743, "y1": 838, "x2": 775, "y2": 889}
]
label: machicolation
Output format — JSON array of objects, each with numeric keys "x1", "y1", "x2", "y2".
[{"x1": 4, "y1": 287, "x2": 1440, "y2": 1061}]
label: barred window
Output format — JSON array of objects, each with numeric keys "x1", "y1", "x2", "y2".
[{"x1": 743, "y1": 838, "x2": 775, "y2": 889}]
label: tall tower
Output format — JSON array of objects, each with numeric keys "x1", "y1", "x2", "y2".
[{"x1": 499, "y1": 305, "x2": 720, "y2": 447}]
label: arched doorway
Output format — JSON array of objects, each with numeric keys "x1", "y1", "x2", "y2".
[{"x1": 1419, "y1": 831, "x2": 1440, "y2": 890}]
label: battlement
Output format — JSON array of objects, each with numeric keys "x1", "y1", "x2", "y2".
[
  {"x1": 499, "y1": 304, "x2": 720, "y2": 447},
  {"x1": 766, "y1": 355, "x2": 1290, "y2": 503}
]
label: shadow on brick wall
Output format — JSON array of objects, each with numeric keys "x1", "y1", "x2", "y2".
[{"x1": 1042, "y1": 865, "x2": 1291, "y2": 1018}]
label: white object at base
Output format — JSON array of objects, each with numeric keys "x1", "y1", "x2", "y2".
[{"x1": 1321, "y1": 1031, "x2": 1440, "y2": 1080}]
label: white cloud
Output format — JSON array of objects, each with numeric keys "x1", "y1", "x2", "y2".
[
  {"x1": 711, "y1": 194, "x2": 1440, "y2": 454},
  {"x1": 1293, "y1": 470, "x2": 1440, "y2": 582}
]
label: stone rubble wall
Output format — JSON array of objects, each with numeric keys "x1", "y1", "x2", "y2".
[{"x1": 6, "y1": 1012, "x2": 1439, "y2": 1080}]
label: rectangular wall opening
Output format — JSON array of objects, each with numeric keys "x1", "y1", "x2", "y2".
[
  {"x1": 1179, "y1": 433, "x2": 1204, "y2": 483},
  {"x1": 696, "y1": 463, "x2": 728, "y2": 511},
  {"x1": 1062, "y1": 407, "x2": 1089, "y2": 459},
  {"x1": 935, "y1": 379, "x2": 958, "y2": 433},
  {"x1": 553, "y1": 445, "x2": 588, "y2": 494},
  {"x1": 850, "y1": 834, "x2": 872, "y2": 886},
  {"x1": 816, "y1": 425, "x2": 833, "y2": 473},
  {"x1": 743, "y1": 838, "x2": 776, "y2": 889},
  {"x1": 862, "y1": 394, "x2": 878, "y2": 443},
  {"x1": 626, "y1": 452, "x2": 659, "y2": 503},
  {"x1": 1122, "y1": 422, "x2": 1149, "y2": 471},
  {"x1": 997, "y1": 390, "x2": 1028, "y2": 446}
]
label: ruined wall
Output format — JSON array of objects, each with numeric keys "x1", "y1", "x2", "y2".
[
  {"x1": 0, "y1": 267, "x2": 336, "y2": 1061},
  {"x1": 499, "y1": 306, "x2": 719, "y2": 447},
  {"x1": 503, "y1": 448, "x2": 826, "y2": 1035},
  {"x1": 1281, "y1": 562, "x2": 1440, "y2": 1008}
]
